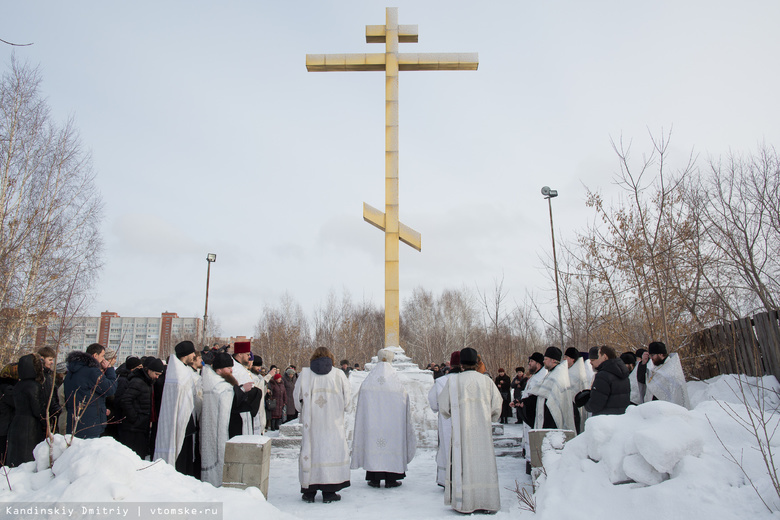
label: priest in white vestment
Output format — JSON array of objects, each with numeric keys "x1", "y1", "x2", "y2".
[
  {"x1": 525, "y1": 347, "x2": 575, "y2": 432},
  {"x1": 351, "y1": 348, "x2": 416, "y2": 488},
  {"x1": 428, "y1": 351, "x2": 460, "y2": 487},
  {"x1": 293, "y1": 347, "x2": 351, "y2": 504},
  {"x1": 154, "y1": 341, "x2": 202, "y2": 477},
  {"x1": 645, "y1": 341, "x2": 690, "y2": 409},
  {"x1": 565, "y1": 348, "x2": 590, "y2": 434},
  {"x1": 439, "y1": 347, "x2": 502, "y2": 514},
  {"x1": 200, "y1": 353, "x2": 261, "y2": 487},
  {"x1": 518, "y1": 352, "x2": 547, "y2": 474},
  {"x1": 231, "y1": 341, "x2": 257, "y2": 435}
]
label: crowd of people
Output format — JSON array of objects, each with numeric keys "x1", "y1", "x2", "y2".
[{"x1": 0, "y1": 338, "x2": 688, "y2": 514}]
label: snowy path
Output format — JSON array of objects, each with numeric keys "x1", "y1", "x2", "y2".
[{"x1": 266, "y1": 423, "x2": 529, "y2": 519}]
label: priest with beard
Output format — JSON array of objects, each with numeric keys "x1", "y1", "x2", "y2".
[
  {"x1": 200, "y1": 352, "x2": 262, "y2": 487},
  {"x1": 438, "y1": 347, "x2": 503, "y2": 514},
  {"x1": 522, "y1": 347, "x2": 575, "y2": 433},
  {"x1": 351, "y1": 348, "x2": 416, "y2": 488},
  {"x1": 154, "y1": 341, "x2": 202, "y2": 478}
]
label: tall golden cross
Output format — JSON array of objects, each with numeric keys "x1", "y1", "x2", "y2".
[{"x1": 307, "y1": 7, "x2": 478, "y2": 347}]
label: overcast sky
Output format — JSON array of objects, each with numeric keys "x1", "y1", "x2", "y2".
[{"x1": 3, "y1": 1, "x2": 779, "y2": 338}]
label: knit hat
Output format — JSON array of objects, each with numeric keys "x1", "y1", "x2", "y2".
[
  {"x1": 564, "y1": 347, "x2": 580, "y2": 360},
  {"x1": 126, "y1": 356, "x2": 142, "y2": 371},
  {"x1": 449, "y1": 351, "x2": 460, "y2": 367},
  {"x1": 56, "y1": 361, "x2": 67, "y2": 374},
  {"x1": 588, "y1": 347, "x2": 600, "y2": 361},
  {"x1": 544, "y1": 346, "x2": 562, "y2": 362},
  {"x1": 273, "y1": 373, "x2": 282, "y2": 381},
  {"x1": 233, "y1": 341, "x2": 251, "y2": 354},
  {"x1": 175, "y1": 341, "x2": 196, "y2": 358},
  {"x1": 648, "y1": 341, "x2": 667, "y2": 355},
  {"x1": 285, "y1": 368, "x2": 295, "y2": 376},
  {"x1": 212, "y1": 352, "x2": 234, "y2": 370},
  {"x1": 459, "y1": 347, "x2": 478, "y2": 365},
  {"x1": 529, "y1": 352, "x2": 544, "y2": 365},
  {"x1": 144, "y1": 357, "x2": 165, "y2": 373}
]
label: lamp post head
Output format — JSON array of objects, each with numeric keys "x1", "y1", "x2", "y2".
[
  {"x1": 207, "y1": 253, "x2": 217, "y2": 263},
  {"x1": 541, "y1": 186, "x2": 558, "y2": 198}
]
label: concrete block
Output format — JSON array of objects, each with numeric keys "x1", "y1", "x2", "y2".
[{"x1": 528, "y1": 429, "x2": 575, "y2": 468}]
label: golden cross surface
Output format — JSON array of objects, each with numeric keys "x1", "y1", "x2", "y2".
[{"x1": 306, "y1": 7, "x2": 478, "y2": 348}]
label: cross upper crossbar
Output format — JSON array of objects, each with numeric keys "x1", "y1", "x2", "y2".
[{"x1": 306, "y1": 53, "x2": 479, "y2": 72}]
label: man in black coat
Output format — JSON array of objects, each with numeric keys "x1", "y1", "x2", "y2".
[
  {"x1": 585, "y1": 345, "x2": 630, "y2": 416},
  {"x1": 64, "y1": 343, "x2": 118, "y2": 439},
  {"x1": 6, "y1": 354, "x2": 45, "y2": 467},
  {"x1": 118, "y1": 357, "x2": 164, "y2": 459}
]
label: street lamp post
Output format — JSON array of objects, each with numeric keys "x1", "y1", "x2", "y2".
[
  {"x1": 203, "y1": 253, "x2": 217, "y2": 344},
  {"x1": 541, "y1": 186, "x2": 565, "y2": 350}
]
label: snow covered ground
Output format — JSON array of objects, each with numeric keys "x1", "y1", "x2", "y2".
[{"x1": 0, "y1": 374, "x2": 778, "y2": 519}]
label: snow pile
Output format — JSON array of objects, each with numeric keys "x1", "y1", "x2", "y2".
[
  {"x1": 0, "y1": 435, "x2": 297, "y2": 519},
  {"x1": 688, "y1": 374, "x2": 780, "y2": 411},
  {"x1": 534, "y1": 398, "x2": 780, "y2": 519}
]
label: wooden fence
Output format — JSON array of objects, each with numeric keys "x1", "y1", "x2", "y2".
[{"x1": 682, "y1": 310, "x2": 780, "y2": 381}]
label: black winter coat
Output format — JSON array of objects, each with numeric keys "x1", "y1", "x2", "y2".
[
  {"x1": 63, "y1": 351, "x2": 117, "y2": 439},
  {"x1": 585, "y1": 358, "x2": 631, "y2": 416},
  {"x1": 6, "y1": 354, "x2": 45, "y2": 467},
  {"x1": 119, "y1": 369, "x2": 155, "y2": 434}
]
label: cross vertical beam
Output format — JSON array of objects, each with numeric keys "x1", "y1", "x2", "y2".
[
  {"x1": 306, "y1": 7, "x2": 477, "y2": 348},
  {"x1": 384, "y1": 7, "x2": 401, "y2": 346}
]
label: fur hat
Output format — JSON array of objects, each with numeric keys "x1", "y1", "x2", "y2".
[
  {"x1": 233, "y1": 341, "x2": 251, "y2": 354},
  {"x1": 529, "y1": 352, "x2": 544, "y2": 365},
  {"x1": 544, "y1": 346, "x2": 562, "y2": 362},
  {"x1": 459, "y1": 347, "x2": 478, "y2": 366},
  {"x1": 620, "y1": 352, "x2": 637, "y2": 366},
  {"x1": 175, "y1": 341, "x2": 196, "y2": 359},
  {"x1": 564, "y1": 347, "x2": 580, "y2": 360},
  {"x1": 648, "y1": 341, "x2": 667, "y2": 355},
  {"x1": 212, "y1": 352, "x2": 234, "y2": 370}
]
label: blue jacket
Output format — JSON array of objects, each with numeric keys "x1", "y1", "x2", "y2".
[{"x1": 64, "y1": 351, "x2": 117, "y2": 438}]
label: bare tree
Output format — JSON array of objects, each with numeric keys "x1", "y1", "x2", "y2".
[
  {"x1": 0, "y1": 57, "x2": 102, "y2": 362},
  {"x1": 692, "y1": 145, "x2": 780, "y2": 317}
]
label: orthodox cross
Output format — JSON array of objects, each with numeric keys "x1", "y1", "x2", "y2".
[{"x1": 306, "y1": 7, "x2": 478, "y2": 347}]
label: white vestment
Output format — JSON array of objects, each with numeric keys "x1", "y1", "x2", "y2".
[
  {"x1": 293, "y1": 366, "x2": 351, "y2": 489},
  {"x1": 521, "y1": 368, "x2": 547, "y2": 462},
  {"x1": 249, "y1": 371, "x2": 266, "y2": 435},
  {"x1": 439, "y1": 371, "x2": 502, "y2": 514},
  {"x1": 428, "y1": 372, "x2": 453, "y2": 487},
  {"x1": 351, "y1": 361, "x2": 416, "y2": 473},
  {"x1": 200, "y1": 366, "x2": 234, "y2": 486},
  {"x1": 154, "y1": 354, "x2": 202, "y2": 465},
  {"x1": 646, "y1": 353, "x2": 690, "y2": 409},
  {"x1": 629, "y1": 363, "x2": 642, "y2": 405},
  {"x1": 232, "y1": 359, "x2": 254, "y2": 435},
  {"x1": 532, "y1": 362, "x2": 575, "y2": 431},
  {"x1": 569, "y1": 357, "x2": 589, "y2": 432}
]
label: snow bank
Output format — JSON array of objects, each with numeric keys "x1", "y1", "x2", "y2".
[
  {"x1": 688, "y1": 374, "x2": 780, "y2": 411},
  {"x1": 0, "y1": 435, "x2": 297, "y2": 519},
  {"x1": 534, "y1": 384, "x2": 780, "y2": 520}
]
